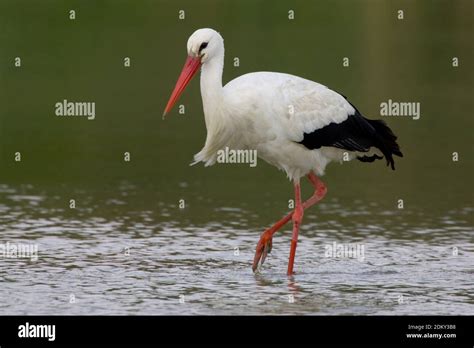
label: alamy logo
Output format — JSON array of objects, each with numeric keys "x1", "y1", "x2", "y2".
[
  {"x1": 380, "y1": 99, "x2": 420, "y2": 120},
  {"x1": 55, "y1": 99, "x2": 95, "y2": 120},
  {"x1": 324, "y1": 242, "x2": 365, "y2": 261},
  {"x1": 18, "y1": 322, "x2": 55, "y2": 341},
  {"x1": 0, "y1": 242, "x2": 38, "y2": 261},
  {"x1": 217, "y1": 147, "x2": 257, "y2": 167}
]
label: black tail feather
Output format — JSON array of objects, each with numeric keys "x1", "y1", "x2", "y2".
[
  {"x1": 298, "y1": 96, "x2": 403, "y2": 170},
  {"x1": 357, "y1": 154, "x2": 383, "y2": 163},
  {"x1": 367, "y1": 119, "x2": 403, "y2": 170}
]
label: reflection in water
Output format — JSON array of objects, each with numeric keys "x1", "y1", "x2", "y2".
[
  {"x1": 0, "y1": 184, "x2": 472, "y2": 315},
  {"x1": 287, "y1": 277, "x2": 302, "y2": 296}
]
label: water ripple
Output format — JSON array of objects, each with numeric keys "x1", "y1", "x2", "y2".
[{"x1": 0, "y1": 184, "x2": 472, "y2": 315}]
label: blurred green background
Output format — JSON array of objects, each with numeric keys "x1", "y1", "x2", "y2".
[{"x1": 0, "y1": 0, "x2": 472, "y2": 216}]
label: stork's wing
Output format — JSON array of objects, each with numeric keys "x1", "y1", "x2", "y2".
[
  {"x1": 225, "y1": 71, "x2": 402, "y2": 169},
  {"x1": 279, "y1": 76, "x2": 355, "y2": 141},
  {"x1": 278, "y1": 74, "x2": 403, "y2": 169}
]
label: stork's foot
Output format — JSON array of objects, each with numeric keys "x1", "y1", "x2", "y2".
[{"x1": 252, "y1": 230, "x2": 273, "y2": 272}]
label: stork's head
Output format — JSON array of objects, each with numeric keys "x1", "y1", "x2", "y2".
[
  {"x1": 163, "y1": 28, "x2": 224, "y2": 117},
  {"x1": 187, "y1": 28, "x2": 224, "y2": 64}
]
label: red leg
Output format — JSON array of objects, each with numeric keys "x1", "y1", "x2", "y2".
[
  {"x1": 252, "y1": 172, "x2": 327, "y2": 272},
  {"x1": 303, "y1": 172, "x2": 328, "y2": 209},
  {"x1": 287, "y1": 181, "x2": 303, "y2": 275}
]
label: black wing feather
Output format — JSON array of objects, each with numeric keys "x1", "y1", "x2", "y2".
[{"x1": 298, "y1": 100, "x2": 403, "y2": 170}]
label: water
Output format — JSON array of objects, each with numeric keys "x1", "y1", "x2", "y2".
[
  {"x1": 0, "y1": 183, "x2": 472, "y2": 315},
  {"x1": 0, "y1": 0, "x2": 473, "y2": 315}
]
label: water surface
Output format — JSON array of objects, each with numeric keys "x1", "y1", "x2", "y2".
[{"x1": 0, "y1": 183, "x2": 472, "y2": 315}]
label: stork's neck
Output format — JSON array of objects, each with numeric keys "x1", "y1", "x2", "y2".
[{"x1": 200, "y1": 54, "x2": 224, "y2": 121}]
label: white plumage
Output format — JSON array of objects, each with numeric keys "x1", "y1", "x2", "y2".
[
  {"x1": 195, "y1": 70, "x2": 360, "y2": 179},
  {"x1": 184, "y1": 29, "x2": 375, "y2": 180},
  {"x1": 163, "y1": 28, "x2": 402, "y2": 275}
]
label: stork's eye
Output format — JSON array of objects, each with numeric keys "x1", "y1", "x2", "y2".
[{"x1": 199, "y1": 42, "x2": 208, "y2": 52}]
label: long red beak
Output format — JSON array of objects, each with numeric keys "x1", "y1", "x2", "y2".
[{"x1": 163, "y1": 56, "x2": 202, "y2": 117}]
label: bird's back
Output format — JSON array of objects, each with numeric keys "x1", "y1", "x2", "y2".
[
  {"x1": 222, "y1": 71, "x2": 402, "y2": 176},
  {"x1": 223, "y1": 71, "x2": 355, "y2": 143}
]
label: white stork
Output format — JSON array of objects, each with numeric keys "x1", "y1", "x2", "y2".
[{"x1": 163, "y1": 28, "x2": 403, "y2": 276}]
